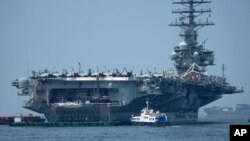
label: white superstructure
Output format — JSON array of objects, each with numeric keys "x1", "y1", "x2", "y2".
[{"x1": 131, "y1": 100, "x2": 168, "y2": 124}]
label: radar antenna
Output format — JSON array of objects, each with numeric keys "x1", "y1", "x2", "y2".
[{"x1": 170, "y1": 0, "x2": 215, "y2": 74}]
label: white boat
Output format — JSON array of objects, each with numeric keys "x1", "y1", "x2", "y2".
[{"x1": 130, "y1": 100, "x2": 168, "y2": 125}]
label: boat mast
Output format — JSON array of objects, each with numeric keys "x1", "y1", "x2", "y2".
[
  {"x1": 170, "y1": 0, "x2": 214, "y2": 75},
  {"x1": 222, "y1": 64, "x2": 225, "y2": 79},
  {"x1": 146, "y1": 100, "x2": 149, "y2": 111}
]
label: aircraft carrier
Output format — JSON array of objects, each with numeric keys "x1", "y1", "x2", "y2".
[{"x1": 12, "y1": 0, "x2": 243, "y2": 124}]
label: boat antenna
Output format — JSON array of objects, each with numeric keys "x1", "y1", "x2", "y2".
[
  {"x1": 146, "y1": 99, "x2": 150, "y2": 110},
  {"x1": 222, "y1": 64, "x2": 226, "y2": 79}
]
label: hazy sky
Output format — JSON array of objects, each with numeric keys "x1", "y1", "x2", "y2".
[{"x1": 0, "y1": 0, "x2": 250, "y2": 116}]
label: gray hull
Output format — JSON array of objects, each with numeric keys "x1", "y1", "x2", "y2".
[{"x1": 12, "y1": 0, "x2": 243, "y2": 124}]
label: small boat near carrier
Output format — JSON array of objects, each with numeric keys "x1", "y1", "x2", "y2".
[{"x1": 130, "y1": 100, "x2": 168, "y2": 126}]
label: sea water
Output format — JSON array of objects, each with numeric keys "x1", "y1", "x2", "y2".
[{"x1": 0, "y1": 123, "x2": 244, "y2": 141}]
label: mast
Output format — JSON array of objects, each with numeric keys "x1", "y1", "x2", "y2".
[
  {"x1": 146, "y1": 100, "x2": 149, "y2": 110},
  {"x1": 170, "y1": 0, "x2": 215, "y2": 75},
  {"x1": 222, "y1": 64, "x2": 225, "y2": 79}
]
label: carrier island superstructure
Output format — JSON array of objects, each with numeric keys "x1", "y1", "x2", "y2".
[{"x1": 12, "y1": 0, "x2": 243, "y2": 124}]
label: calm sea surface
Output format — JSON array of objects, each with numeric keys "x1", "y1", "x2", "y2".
[{"x1": 0, "y1": 122, "x2": 245, "y2": 141}]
